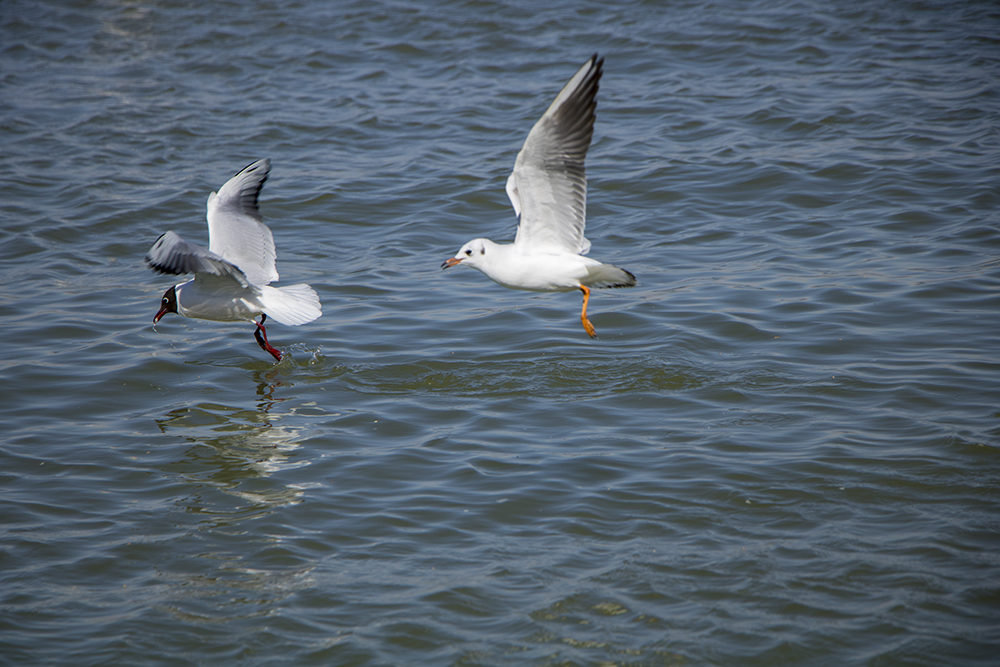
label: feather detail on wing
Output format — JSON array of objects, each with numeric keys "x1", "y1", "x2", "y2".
[
  {"x1": 509, "y1": 54, "x2": 602, "y2": 256},
  {"x1": 206, "y1": 158, "x2": 279, "y2": 286},
  {"x1": 146, "y1": 230, "x2": 249, "y2": 287}
]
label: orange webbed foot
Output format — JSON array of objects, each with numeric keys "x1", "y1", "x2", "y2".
[{"x1": 579, "y1": 286, "x2": 598, "y2": 338}]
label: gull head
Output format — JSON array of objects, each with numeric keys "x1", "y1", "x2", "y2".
[
  {"x1": 442, "y1": 238, "x2": 491, "y2": 270},
  {"x1": 153, "y1": 285, "x2": 178, "y2": 325}
]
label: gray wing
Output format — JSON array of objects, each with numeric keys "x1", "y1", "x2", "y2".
[
  {"x1": 206, "y1": 158, "x2": 279, "y2": 287},
  {"x1": 508, "y1": 54, "x2": 602, "y2": 255},
  {"x1": 146, "y1": 230, "x2": 249, "y2": 287}
]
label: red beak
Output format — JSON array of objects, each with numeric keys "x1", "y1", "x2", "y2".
[{"x1": 441, "y1": 257, "x2": 463, "y2": 269}]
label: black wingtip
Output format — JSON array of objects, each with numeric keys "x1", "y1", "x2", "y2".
[
  {"x1": 145, "y1": 232, "x2": 182, "y2": 275},
  {"x1": 238, "y1": 158, "x2": 271, "y2": 175},
  {"x1": 611, "y1": 268, "x2": 637, "y2": 288},
  {"x1": 146, "y1": 263, "x2": 184, "y2": 276},
  {"x1": 232, "y1": 158, "x2": 271, "y2": 219}
]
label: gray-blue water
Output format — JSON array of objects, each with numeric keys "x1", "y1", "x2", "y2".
[{"x1": 2, "y1": 1, "x2": 999, "y2": 665}]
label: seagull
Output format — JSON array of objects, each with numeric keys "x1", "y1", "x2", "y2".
[
  {"x1": 442, "y1": 54, "x2": 636, "y2": 338},
  {"x1": 146, "y1": 158, "x2": 321, "y2": 361}
]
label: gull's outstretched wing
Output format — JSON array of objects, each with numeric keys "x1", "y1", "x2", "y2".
[
  {"x1": 206, "y1": 158, "x2": 279, "y2": 286},
  {"x1": 146, "y1": 230, "x2": 249, "y2": 287},
  {"x1": 508, "y1": 54, "x2": 602, "y2": 255}
]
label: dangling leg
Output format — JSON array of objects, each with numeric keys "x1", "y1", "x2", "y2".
[
  {"x1": 253, "y1": 313, "x2": 282, "y2": 361},
  {"x1": 579, "y1": 285, "x2": 597, "y2": 338},
  {"x1": 253, "y1": 313, "x2": 268, "y2": 353}
]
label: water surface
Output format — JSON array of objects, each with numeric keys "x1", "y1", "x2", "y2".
[{"x1": 2, "y1": 0, "x2": 999, "y2": 665}]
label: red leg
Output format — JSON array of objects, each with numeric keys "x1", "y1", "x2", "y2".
[{"x1": 253, "y1": 314, "x2": 282, "y2": 361}]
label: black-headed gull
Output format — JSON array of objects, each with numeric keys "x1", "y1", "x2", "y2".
[
  {"x1": 146, "y1": 159, "x2": 321, "y2": 361},
  {"x1": 442, "y1": 54, "x2": 636, "y2": 338}
]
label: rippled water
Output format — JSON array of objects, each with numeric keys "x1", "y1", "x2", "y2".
[{"x1": 2, "y1": 0, "x2": 999, "y2": 664}]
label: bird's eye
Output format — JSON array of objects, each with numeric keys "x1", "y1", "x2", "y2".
[
  {"x1": 162, "y1": 297, "x2": 169, "y2": 305},
  {"x1": 465, "y1": 249, "x2": 473, "y2": 256}
]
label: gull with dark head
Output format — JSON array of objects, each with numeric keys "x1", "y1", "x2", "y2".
[
  {"x1": 146, "y1": 159, "x2": 321, "y2": 361},
  {"x1": 442, "y1": 54, "x2": 636, "y2": 338}
]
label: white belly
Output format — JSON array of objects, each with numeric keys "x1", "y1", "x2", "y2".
[
  {"x1": 175, "y1": 278, "x2": 262, "y2": 322},
  {"x1": 482, "y1": 251, "x2": 592, "y2": 292}
]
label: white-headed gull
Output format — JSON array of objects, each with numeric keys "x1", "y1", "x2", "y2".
[
  {"x1": 146, "y1": 158, "x2": 321, "y2": 361},
  {"x1": 442, "y1": 54, "x2": 636, "y2": 338}
]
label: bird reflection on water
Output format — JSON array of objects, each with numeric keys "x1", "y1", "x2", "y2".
[{"x1": 154, "y1": 379, "x2": 313, "y2": 510}]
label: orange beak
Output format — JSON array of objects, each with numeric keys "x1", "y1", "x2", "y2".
[{"x1": 441, "y1": 257, "x2": 463, "y2": 269}]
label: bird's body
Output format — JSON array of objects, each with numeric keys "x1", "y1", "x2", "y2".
[
  {"x1": 147, "y1": 159, "x2": 321, "y2": 360},
  {"x1": 442, "y1": 54, "x2": 636, "y2": 338},
  {"x1": 456, "y1": 239, "x2": 629, "y2": 293},
  {"x1": 169, "y1": 275, "x2": 259, "y2": 322}
]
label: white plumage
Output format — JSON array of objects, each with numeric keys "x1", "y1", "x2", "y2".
[
  {"x1": 443, "y1": 55, "x2": 636, "y2": 338},
  {"x1": 146, "y1": 159, "x2": 321, "y2": 360}
]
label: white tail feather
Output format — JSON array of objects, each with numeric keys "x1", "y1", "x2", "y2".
[{"x1": 259, "y1": 283, "x2": 322, "y2": 326}]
